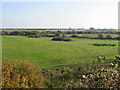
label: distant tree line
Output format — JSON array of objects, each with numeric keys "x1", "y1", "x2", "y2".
[
  {"x1": 1, "y1": 30, "x2": 120, "y2": 40},
  {"x1": 1, "y1": 31, "x2": 38, "y2": 36},
  {"x1": 1, "y1": 30, "x2": 119, "y2": 35}
]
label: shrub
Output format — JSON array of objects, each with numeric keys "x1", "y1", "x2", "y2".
[
  {"x1": 98, "y1": 34, "x2": 104, "y2": 39},
  {"x1": 2, "y1": 60, "x2": 44, "y2": 88},
  {"x1": 35, "y1": 33, "x2": 41, "y2": 38},
  {"x1": 115, "y1": 37, "x2": 120, "y2": 40},
  {"x1": 51, "y1": 37, "x2": 63, "y2": 41},
  {"x1": 44, "y1": 56, "x2": 119, "y2": 88},
  {"x1": 10, "y1": 31, "x2": 19, "y2": 35},
  {"x1": 28, "y1": 35, "x2": 36, "y2": 38},
  {"x1": 28, "y1": 34, "x2": 41, "y2": 38},
  {"x1": 51, "y1": 36, "x2": 72, "y2": 41},
  {"x1": 92, "y1": 43, "x2": 116, "y2": 46},
  {"x1": 55, "y1": 32, "x2": 61, "y2": 37},
  {"x1": 65, "y1": 60, "x2": 119, "y2": 88},
  {"x1": 46, "y1": 34, "x2": 55, "y2": 37},
  {"x1": 71, "y1": 35, "x2": 78, "y2": 38},
  {"x1": 81, "y1": 62, "x2": 119, "y2": 88},
  {"x1": 63, "y1": 38, "x2": 72, "y2": 41},
  {"x1": 115, "y1": 55, "x2": 120, "y2": 60},
  {"x1": 105, "y1": 35, "x2": 112, "y2": 39},
  {"x1": 97, "y1": 56, "x2": 106, "y2": 62}
]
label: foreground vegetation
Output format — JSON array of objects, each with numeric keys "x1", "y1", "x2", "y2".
[
  {"x1": 2, "y1": 56, "x2": 119, "y2": 88},
  {"x1": 43, "y1": 55, "x2": 119, "y2": 88},
  {"x1": 2, "y1": 60, "x2": 44, "y2": 88}
]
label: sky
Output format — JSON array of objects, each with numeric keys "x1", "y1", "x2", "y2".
[{"x1": 0, "y1": 0, "x2": 119, "y2": 29}]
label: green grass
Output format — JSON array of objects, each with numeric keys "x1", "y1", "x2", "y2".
[{"x1": 2, "y1": 36, "x2": 118, "y2": 68}]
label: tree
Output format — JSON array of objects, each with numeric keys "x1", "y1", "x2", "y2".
[
  {"x1": 98, "y1": 34, "x2": 104, "y2": 39},
  {"x1": 105, "y1": 35, "x2": 112, "y2": 39},
  {"x1": 55, "y1": 31, "x2": 61, "y2": 37},
  {"x1": 90, "y1": 27, "x2": 95, "y2": 30}
]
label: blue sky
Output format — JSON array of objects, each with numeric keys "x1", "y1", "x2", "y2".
[{"x1": 1, "y1": 0, "x2": 119, "y2": 29}]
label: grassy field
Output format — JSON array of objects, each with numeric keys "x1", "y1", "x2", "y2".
[{"x1": 2, "y1": 36, "x2": 118, "y2": 68}]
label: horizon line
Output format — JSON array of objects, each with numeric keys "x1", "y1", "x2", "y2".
[{"x1": 0, "y1": 27, "x2": 118, "y2": 29}]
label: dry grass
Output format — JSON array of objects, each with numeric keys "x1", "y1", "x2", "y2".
[{"x1": 66, "y1": 34, "x2": 118, "y2": 38}]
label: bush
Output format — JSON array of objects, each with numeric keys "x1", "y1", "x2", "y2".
[
  {"x1": 51, "y1": 37, "x2": 63, "y2": 41},
  {"x1": 28, "y1": 35, "x2": 36, "y2": 38},
  {"x1": 92, "y1": 43, "x2": 116, "y2": 46},
  {"x1": 63, "y1": 38, "x2": 72, "y2": 41},
  {"x1": 2, "y1": 60, "x2": 44, "y2": 88},
  {"x1": 114, "y1": 37, "x2": 120, "y2": 40},
  {"x1": 51, "y1": 36, "x2": 72, "y2": 41},
  {"x1": 81, "y1": 66, "x2": 119, "y2": 88},
  {"x1": 98, "y1": 34, "x2": 104, "y2": 39},
  {"x1": 105, "y1": 35, "x2": 112, "y2": 39},
  {"x1": 28, "y1": 34, "x2": 41, "y2": 38},
  {"x1": 71, "y1": 35, "x2": 78, "y2": 38},
  {"x1": 46, "y1": 34, "x2": 55, "y2": 37},
  {"x1": 10, "y1": 31, "x2": 19, "y2": 35},
  {"x1": 115, "y1": 55, "x2": 120, "y2": 60},
  {"x1": 44, "y1": 56, "x2": 119, "y2": 88},
  {"x1": 55, "y1": 31, "x2": 61, "y2": 37},
  {"x1": 97, "y1": 56, "x2": 106, "y2": 62}
]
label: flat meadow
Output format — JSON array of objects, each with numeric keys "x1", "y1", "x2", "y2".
[{"x1": 2, "y1": 36, "x2": 118, "y2": 68}]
